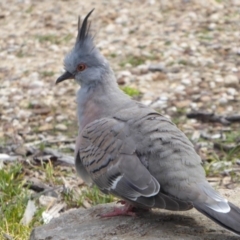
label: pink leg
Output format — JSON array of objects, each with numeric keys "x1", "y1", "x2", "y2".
[{"x1": 100, "y1": 202, "x2": 136, "y2": 217}]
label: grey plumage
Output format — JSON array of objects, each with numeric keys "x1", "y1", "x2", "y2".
[{"x1": 56, "y1": 10, "x2": 240, "y2": 235}]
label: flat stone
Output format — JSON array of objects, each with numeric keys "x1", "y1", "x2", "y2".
[{"x1": 30, "y1": 189, "x2": 240, "y2": 240}]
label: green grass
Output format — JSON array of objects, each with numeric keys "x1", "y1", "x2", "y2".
[
  {"x1": 35, "y1": 34, "x2": 73, "y2": 45},
  {"x1": 119, "y1": 55, "x2": 156, "y2": 68},
  {"x1": 204, "y1": 149, "x2": 240, "y2": 181},
  {"x1": 198, "y1": 33, "x2": 213, "y2": 41},
  {"x1": 109, "y1": 53, "x2": 117, "y2": 58},
  {"x1": 203, "y1": 130, "x2": 240, "y2": 181},
  {"x1": 36, "y1": 34, "x2": 58, "y2": 44},
  {"x1": 40, "y1": 71, "x2": 55, "y2": 78},
  {"x1": 171, "y1": 122, "x2": 240, "y2": 182},
  {"x1": 120, "y1": 56, "x2": 145, "y2": 67},
  {"x1": 171, "y1": 108, "x2": 187, "y2": 125},
  {"x1": 80, "y1": 185, "x2": 115, "y2": 206},
  {"x1": 224, "y1": 131, "x2": 240, "y2": 143},
  {"x1": 62, "y1": 185, "x2": 116, "y2": 208},
  {"x1": 1, "y1": 127, "x2": 239, "y2": 239},
  {"x1": 178, "y1": 59, "x2": 188, "y2": 66},
  {"x1": 121, "y1": 86, "x2": 141, "y2": 97},
  {"x1": 0, "y1": 160, "x2": 116, "y2": 239},
  {"x1": 25, "y1": 5, "x2": 34, "y2": 13},
  {"x1": 16, "y1": 50, "x2": 25, "y2": 58},
  {"x1": 164, "y1": 40, "x2": 171, "y2": 46},
  {"x1": 0, "y1": 164, "x2": 43, "y2": 240},
  {"x1": 45, "y1": 160, "x2": 116, "y2": 208}
]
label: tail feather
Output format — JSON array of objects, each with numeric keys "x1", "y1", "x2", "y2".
[{"x1": 194, "y1": 202, "x2": 240, "y2": 235}]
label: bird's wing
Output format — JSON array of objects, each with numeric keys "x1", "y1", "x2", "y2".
[
  {"x1": 78, "y1": 117, "x2": 160, "y2": 204},
  {"x1": 114, "y1": 107, "x2": 229, "y2": 213},
  {"x1": 77, "y1": 115, "x2": 193, "y2": 210}
]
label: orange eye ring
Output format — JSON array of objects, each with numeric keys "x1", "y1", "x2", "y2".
[{"x1": 77, "y1": 63, "x2": 87, "y2": 72}]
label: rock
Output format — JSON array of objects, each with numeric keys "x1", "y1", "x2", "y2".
[
  {"x1": 28, "y1": 72, "x2": 40, "y2": 82},
  {"x1": 181, "y1": 78, "x2": 191, "y2": 85},
  {"x1": 49, "y1": 44, "x2": 60, "y2": 52},
  {"x1": 29, "y1": 80, "x2": 43, "y2": 89},
  {"x1": 105, "y1": 24, "x2": 116, "y2": 34},
  {"x1": 131, "y1": 65, "x2": 148, "y2": 75},
  {"x1": 208, "y1": 23, "x2": 216, "y2": 30},
  {"x1": 152, "y1": 72, "x2": 166, "y2": 81},
  {"x1": 14, "y1": 145, "x2": 27, "y2": 156},
  {"x1": 117, "y1": 70, "x2": 132, "y2": 85},
  {"x1": 45, "y1": 116, "x2": 53, "y2": 122},
  {"x1": 224, "y1": 74, "x2": 239, "y2": 88},
  {"x1": 174, "y1": 85, "x2": 185, "y2": 93},
  {"x1": 55, "y1": 124, "x2": 68, "y2": 131},
  {"x1": 56, "y1": 115, "x2": 68, "y2": 122},
  {"x1": 39, "y1": 195, "x2": 57, "y2": 207},
  {"x1": 38, "y1": 124, "x2": 53, "y2": 132},
  {"x1": 169, "y1": 67, "x2": 180, "y2": 73},
  {"x1": 148, "y1": 63, "x2": 165, "y2": 72},
  {"x1": 210, "y1": 13, "x2": 220, "y2": 22},
  {"x1": 227, "y1": 88, "x2": 237, "y2": 96},
  {"x1": 30, "y1": 189, "x2": 240, "y2": 240},
  {"x1": 200, "y1": 95, "x2": 211, "y2": 102},
  {"x1": 218, "y1": 96, "x2": 228, "y2": 105},
  {"x1": 215, "y1": 75, "x2": 224, "y2": 83},
  {"x1": 0, "y1": 153, "x2": 18, "y2": 162},
  {"x1": 115, "y1": 14, "x2": 128, "y2": 25},
  {"x1": 150, "y1": 96, "x2": 168, "y2": 109},
  {"x1": 174, "y1": 100, "x2": 191, "y2": 108}
]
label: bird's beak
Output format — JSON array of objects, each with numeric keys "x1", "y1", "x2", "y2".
[{"x1": 56, "y1": 71, "x2": 74, "y2": 84}]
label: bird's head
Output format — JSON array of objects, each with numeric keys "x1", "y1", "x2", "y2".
[{"x1": 56, "y1": 9, "x2": 108, "y2": 87}]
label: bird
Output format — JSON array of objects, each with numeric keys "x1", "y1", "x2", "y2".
[{"x1": 56, "y1": 9, "x2": 240, "y2": 235}]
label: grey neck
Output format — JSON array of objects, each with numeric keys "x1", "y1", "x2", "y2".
[{"x1": 76, "y1": 69, "x2": 132, "y2": 129}]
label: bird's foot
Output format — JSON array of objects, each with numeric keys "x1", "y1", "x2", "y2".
[{"x1": 100, "y1": 202, "x2": 136, "y2": 217}]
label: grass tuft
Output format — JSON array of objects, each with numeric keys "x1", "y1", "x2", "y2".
[
  {"x1": 121, "y1": 86, "x2": 141, "y2": 97},
  {"x1": 119, "y1": 55, "x2": 156, "y2": 68},
  {"x1": 0, "y1": 164, "x2": 43, "y2": 240},
  {"x1": 80, "y1": 185, "x2": 115, "y2": 206},
  {"x1": 35, "y1": 34, "x2": 73, "y2": 45}
]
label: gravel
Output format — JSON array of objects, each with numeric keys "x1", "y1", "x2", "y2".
[{"x1": 0, "y1": 0, "x2": 239, "y2": 153}]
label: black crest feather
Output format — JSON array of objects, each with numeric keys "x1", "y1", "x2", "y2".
[{"x1": 77, "y1": 9, "x2": 94, "y2": 44}]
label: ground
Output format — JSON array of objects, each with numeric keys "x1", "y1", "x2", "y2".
[{"x1": 0, "y1": 0, "x2": 240, "y2": 239}]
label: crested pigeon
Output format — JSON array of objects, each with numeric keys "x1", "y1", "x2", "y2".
[{"x1": 56, "y1": 9, "x2": 240, "y2": 235}]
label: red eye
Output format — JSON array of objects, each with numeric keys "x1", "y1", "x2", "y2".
[{"x1": 77, "y1": 63, "x2": 86, "y2": 72}]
